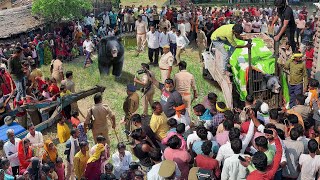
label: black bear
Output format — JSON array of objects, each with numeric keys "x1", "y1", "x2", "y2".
[{"x1": 98, "y1": 36, "x2": 124, "y2": 77}]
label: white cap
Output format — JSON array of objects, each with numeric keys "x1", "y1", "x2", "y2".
[{"x1": 260, "y1": 102, "x2": 269, "y2": 114}]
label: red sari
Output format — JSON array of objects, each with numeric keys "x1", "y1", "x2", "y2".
[{"x1": 18, "y1": 140, "x2": 33, "y2": 174}]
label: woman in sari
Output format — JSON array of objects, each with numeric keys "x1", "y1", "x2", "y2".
[
  {"x1": 57, "y1": 118, "x2": 70, "y2": 143},
  {"x1": 18, "y1": 139, "x2": 33, "y2": 174},
  {"x1": 43, "y1": 40, "x2": 53, "y2": 65},
  {"x1": 42, "y1": 139, "x2": 58, "y2": 164},
  {"x1": 85, "y1": 143, "x2": 105, "y2": 180},
  {"x1": 36, "y1": 41, "x2": 44, "y2": 67}
]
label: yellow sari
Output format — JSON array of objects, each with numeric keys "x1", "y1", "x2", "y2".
[
  {"x1": 57, "y1": 122, "x2": 71, "y2": 143},
  {"x1": 42, "y1": 139, "x2": 58, "y2": 163}
]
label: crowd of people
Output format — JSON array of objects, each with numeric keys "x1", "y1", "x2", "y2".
[{"x1": 0, "y1": 1, "x2": 320, "y2": 180}]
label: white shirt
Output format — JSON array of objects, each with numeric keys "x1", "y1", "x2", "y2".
[
  {"x1": 216, "y1": 120, "x2": 255, "y2": 164},
  {"x1": 172, "y1": 111, "x2": 191, "y2": 130},
  {"x1": 221, "y1": 154, "x2": 248, "y2": 180},
  {"x1": 26, "y1": 131, "x2": 44, "y2": 148},
  {"x1": 4, "y1": 138, "x2": 21, "y2": 167},
  {"x1": 146, "y1": 31, "x2": 160, "y2": 49},
  {"x1": 159, "y1": 32, "x2": 170, "y2": 48},
  {"x1": 299, "y1": 154, "x2": 320, "y2": 180},
  {"x1": 147, "y1": 161, "x2": 181, "y2": 180},
  {"x1": 178, "y1": 23, "x2": 186, "y2": 36},
  {"x1": 261, "y1": 22, "x2": 268, "y2": 33},
  {"x1": 252, "y1": 20, "x2": 262, "y2": 33},
  {"x1": 176, "y1": 35, "x2": 190, "y2": 49},
  {"x1": 103, "y1": 13, "x2": 110, "y2": 25},
  {"x1": 168, "y1": 31, "x2": 177, "y2": 44},
  {"x1": 83, "y1": 40, "x2": 95, "y2": 52},
  {"x1": 184, "y1": 22, "x2": 191, "y2": 33},
  {"x1": 187, "y1": 131, "x2": 214, "y2": 149},
  {"x1": 112, "y1": 151, "x2": 132, "y2": 179},
  {"x1": 86, "y1": 16, "x2": 95, "y2": 26}
]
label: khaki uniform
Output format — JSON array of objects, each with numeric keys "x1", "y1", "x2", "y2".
[
  {"x1": 85, "y1": 103, "x2": 114, "y2": 144},
  {"x1": 61, "y1": 79, "x2": 78, "y2": 112},
  {"x1": 51, "y1": 59, "x2": 63, "y2": 84},
  {"x1": 159, "y1": 19, "x2": 171, "y2": 32},
  {"x1": 174, "y1": 70, "x2": 196, "y2": 114},
  {"x1": 159, "y1": 52, "x2": 174, "y2": 83},
  {"x1": 141, "y1": 72, "x2": 155, "y2": 115},
  {"x1": 135, "y1": 20, "x2": 147, "y2": 51},
  {"x1": 197, "y1": 30, "x2": 207, "y2": 61},
  {"x1": 123, "y1": 92, "x2": 139, "y2": 131}
]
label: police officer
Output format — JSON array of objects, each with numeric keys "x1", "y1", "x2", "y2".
[
  {"x1": 196, "y1": 25, "x2": 207, "y2": 61},
  {"x1": 159, "y1": 45, "x2": 174, "y2": 83},
  {"x1": 134, "y1": 63, "x2": 155, "y2": 117}
]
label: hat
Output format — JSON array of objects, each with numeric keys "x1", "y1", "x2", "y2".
[
  {"x1": 90, "y1": 13, "x2": 94, "y2": 16},
  {"x1": 127, "y1": 84, "x2": 137, "y2": 92},
  {"x1": 260, "y1": 102, "x2": 269, "y2": 114},
  {"x1": 158, "y1": 160, "x2": 176, "y2": 178},
  {"x1": 163, "y1": 45, "x2": 170, "y2": 49},
  {"x1": 188, "y1": 167, "x2": 213, "y2": 180},
  {"x1": 4, "y1": 116, "x2": 13, "y2": 125}
]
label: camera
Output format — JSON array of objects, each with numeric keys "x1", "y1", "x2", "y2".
[{"x1": 136, "y1": 69, "x2": 146, "y2": 75}]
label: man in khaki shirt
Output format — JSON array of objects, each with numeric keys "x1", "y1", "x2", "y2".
[
  {"x1": 159, "y1": 45, "x2": 174, "y2": 83},
  {"x1": 159, "y1": 15, "x2": 171, "y2": 32},
  {"x1": 122, "y1": 84, "x2": 139, "y2": 132},
  {"x1": 85, "y1": 93, "x2": 116, "y2": 144},
  {"x1": 174, "y1": 61, "x2": 197, "y2": 114},
  {"x1": 134, "y1": 63, "x2": 155, "y2": 116},
  {"x1": 135, "y1": 15, "x2": 148, "y2": 54},
  {"x1": 196, "y1": 26, "x2": 207, "y2": 61}
]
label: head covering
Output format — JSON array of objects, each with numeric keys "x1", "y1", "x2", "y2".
[
  {"x1": 158, "y1": 160, "x2": 176, "y2": 178},
  {"x1": 163, "y1": 45, "x2": 170, "y2": 49},
  {"x1": 4, "y1": 116, "x2": 13, "y2": 125},
  {"x1": 216, "y1": 103, "x2": 227, "y2": 112},
  {"x1": 292, "y1": 53, "x2": 303, "y2": 59},
  {"x1": 174, "y1": 104, "x2": 186, "y2": 118},
  {"x1": 259, "y1": 102, "x2": 269, "y2": 114},
  {"x1": 43, "y1": 139, "x2": 58, "y2": 163},
  {"x1": 127, "y1": 84, "x2": 137, "y2": 92},
  {"x1": 87, "y1": 143, "x2": 104, "y2": 163}
]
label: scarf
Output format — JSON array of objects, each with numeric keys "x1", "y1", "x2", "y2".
[
  {"x1": 87, "y1": 144, "x2": 104, "y2": 164},
  {"x1": 69, "y1": 136, "x2": 79, "y2": 165},
  {"x1": 43, "y1": 139, "x2": 57, "y2": 163},
  {"x1": 174, "y1": 104, "x2": 186, "y2": 118}
]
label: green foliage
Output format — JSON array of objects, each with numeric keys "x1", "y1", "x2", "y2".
[{"x1": 32, "y1": 0, "x2": 93, "y2": 22}]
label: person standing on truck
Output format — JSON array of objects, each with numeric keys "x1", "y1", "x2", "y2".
[
  {"x1": 272, "y1": 0, "x2": 296, "y2": 53},
  {"x1": 210, "y1": 24, "x2": 249, "y2": 75}
]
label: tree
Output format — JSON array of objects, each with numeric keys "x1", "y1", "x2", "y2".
[{"x1": 32, "y1": 0, "x2": 93, "y2": 22}]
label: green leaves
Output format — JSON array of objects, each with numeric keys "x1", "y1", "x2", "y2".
[{"x1": 32, "y1": 0, "x2": 93, "y2": 23}]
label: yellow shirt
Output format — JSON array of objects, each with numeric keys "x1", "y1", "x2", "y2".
[
  {"x1": 57, "y1": 123, "x2": 71, "y2": 143},
  {"x1": 150, "y1": 113, "x2": 169, "y2": 140},
  {"x1": 211, "y1": 24, "x2": 237, "y2": 47},
  {"x1": 74, "y1": 151, "x2": 90, "y2": 179}
]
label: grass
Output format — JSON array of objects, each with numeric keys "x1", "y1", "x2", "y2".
[{"x1": 39, "y1": 36, "x2": 222, "y2": 158}]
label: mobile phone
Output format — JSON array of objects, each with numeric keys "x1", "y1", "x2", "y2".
[
  {"x1": 124, "y1": 130, "x2": 130, "y2": 136},
  {"x1": 263, "y1": 129, "x2": 273, "y2": 135},
  {"x1": 238, "y1": 155, "x2": 246, "y2": 162}
]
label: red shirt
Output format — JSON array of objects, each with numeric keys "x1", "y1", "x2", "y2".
[
  {"x1": 305, "y1": 48, "x2": 314, "y2": 69},
  {"x1": 71, "y1": 117, "x2": 80, "y2": 128},
  {"x1": 166, "y1": 10, "x2": 173, "y2": 21},
  {"x1": 247, "y1": 138, "x2": 283, "y2": 180},
  {"x1": 49, "y1": 84, "x2": 60, "y2": 95},
  {"x1": 195, "y1": 154, "x2": 221, "y2": 178}
]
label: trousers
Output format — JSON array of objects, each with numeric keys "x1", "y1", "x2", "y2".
[
  {"x1": 148, "y1": 48, "x2": 159, "y2": 64},
  {"x1": 137, "y1": 34, "x2": 146, "y2": 51},
  {"x1": 14, "y1": 77, "x2": 26, "y2": 101},
  {"x1": 212, "y1": 40, "x2": 235, "y2": 71},
  {"x1": 289, "y1": 83, "x2": 303, "y2": 108},
  {"x1": 142, "y1": 88, "x2": 155, "y2": 115}
]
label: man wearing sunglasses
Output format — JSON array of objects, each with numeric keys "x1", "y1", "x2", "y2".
[{"x1": 150, "y1": 75, "x2": 183, "y2": 118}]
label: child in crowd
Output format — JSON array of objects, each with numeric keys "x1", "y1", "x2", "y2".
[
  {"x1": 48, "y1": 162, "x2": 58, "y2": 180},
  {"x1": 167, "y1": 118, "x2": 178, "y2": 134},
  {"x1": 48, "y1": 78, "x2": 60, "y2": 97},
  {"x1": 305, "y1": 78, "x2": 319, "y2": 106},
  {"x1": 41, "y1": 84, "x2": 51, "y2": 99},
  {"x1": 55, "y1": 157, "x2": 65, "y2": 180}
]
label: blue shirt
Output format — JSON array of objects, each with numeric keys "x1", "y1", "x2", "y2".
[
  {"x1": 301, "y1": 28, "x2": 313, "y2": 45},
  {"x1": 200, "y1": 109, "x2": 213, "y2": 121},
  {"x1": 192, "y1": 140, "x2": 219, "y2": 155}
]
